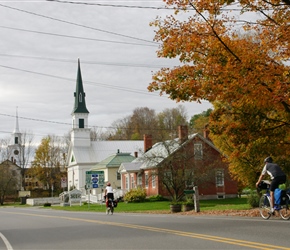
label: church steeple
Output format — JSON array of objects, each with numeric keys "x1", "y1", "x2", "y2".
[
  {"x1": 71, "y1": 59, "x2": 91, "y2": 147},
  {"x1": 11, "y1": 107, "x2": 21, "y2": 145},
  {"x1": 9, "y1": 107, "x2": 22, "y2": 165},
  {"x1": 72, "y1": 59, "x2": 89, "y2": 114}
]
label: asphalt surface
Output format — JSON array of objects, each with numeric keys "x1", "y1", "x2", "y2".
[{"x1": 0, "y1": 207, "x2": 289, "y2": 250}]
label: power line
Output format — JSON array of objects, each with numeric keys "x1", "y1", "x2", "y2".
[
  {"x1": 45, "y1": 0, "x2": 258, "y2": 11},
  {"x1": 0, "y1": 54, "x2": 167, "y2": 68},
  {"x1": 0, "y1": 112, "x2": 188, "y2": 136},
  {"x1": 0, "y1": 3, "x2": 158, "y2": 44},
  {"x1": 46, "y1": 0, "x2": 171, "y2": 10},
  {"x1": 0, "y1": 25, "x2": 159, "y2": 47},
  {"x1": 0, "y1": 113, "x2": 70, "y2": 126},
  {"x1": 0, "y1": 63, "x2": 164, "y2": 96}
]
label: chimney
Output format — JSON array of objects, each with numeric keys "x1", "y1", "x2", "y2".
[
  {"x1": 178, "y1": 125, "x2": 188, "y2": 143},
  {"x1": 203, "y1": 124, "x2": 209, "y2": 139},
  {"x1": 143, "y1": 134, "x2": 152, "y2": 152},
  {"x1": 134, "y1": 151, "x2": 138, "y2": 158}
]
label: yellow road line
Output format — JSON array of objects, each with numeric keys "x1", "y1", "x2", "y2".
[{"x1": 1, "y1": 211, "x2": 289, "y2": 250}]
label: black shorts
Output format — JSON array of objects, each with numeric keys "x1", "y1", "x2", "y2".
[
  {"x1": 107, "y1": 193, "x2": 114, "y2": 200},
  {"x1": 270, "y1": 176, "x2": 286, "y2": 192}
]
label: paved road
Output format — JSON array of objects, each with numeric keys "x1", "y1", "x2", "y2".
[{"x1": 0, "y1": 207, "x2": 289, "y2": 250}]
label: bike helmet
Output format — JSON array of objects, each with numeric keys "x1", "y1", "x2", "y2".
[{"x1": 264, "y1": 156, "x2": 273, "y2": 163}]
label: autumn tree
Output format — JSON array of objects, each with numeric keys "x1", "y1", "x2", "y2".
[
  {"x1": 189, "y1": 109, "x2": 212, "y2": 134},
  {"x1": 157, "y1": 105, "x2": 188, "y2": 140},
  {"x1": 30, "y1": 135, "x2": 66, "y2": 196},
  {"x1": 148, "y1": 0, "x2": 290, "y2": 186},
  {"x1": 0, "y1": 161, "x2": 21, "y2": 205},
  {"x1": 107, "y1": 106, "x2": 189, "y2": 141},
  {"x1": 129, "y1": 107, "x2": 158, "y2": 140}
]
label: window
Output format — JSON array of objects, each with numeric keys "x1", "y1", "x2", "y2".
[
  {"x1": 79, "y1": 119, "x2": 84, "y2": 128},
  {"x1": 216, "y1": 170, "x2": 224, "y2": 186},
  {"x1": 194, "y1": 143, "x2": 203, "y2": 159},
  {"x1": 152, "y1": 172, "x2": 156, "y2": 188},
  {"x1": 125, "y1": 176, "x2": 129, "y2": 189},
  {"x1": 15, "y1": 137, "x2": 18, "y2": 144},
  {"x1": 137, "y1": 173, "x2": 142, "y2": 186},
  {"x1": 116, "y1": 172, "x2": 121, "y2": 180},
  {"x1": 131, "y1": 175, "x2": 135, "y2": 189},
  {"x1": 163, "y1": 171, "x2": 172, "y2": 186},
  {"x1": 185, "y1": 169, "x2": 194, "y2": 187},
  {"x1": 145, "y1": 173, "x2": 149, "y2": 188},
  {"x1": 79, "y1": 93, "x2": 82, "y2": 102}
]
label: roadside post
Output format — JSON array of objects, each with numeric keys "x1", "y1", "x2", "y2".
[{"x1": 184, "y1": 186, "x2": 200, "y2": 212}]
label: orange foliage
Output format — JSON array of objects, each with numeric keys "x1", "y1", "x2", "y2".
[{"x1": 149, "y1": 0, "x2": 290, "y2": 186}]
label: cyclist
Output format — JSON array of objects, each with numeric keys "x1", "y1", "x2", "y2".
[
  {"x1": 256, "y1": 156, "x2": 286, "y2": 213},
  {"x1": 104, "y1": 182, "x2": 114, "y2": 208}
]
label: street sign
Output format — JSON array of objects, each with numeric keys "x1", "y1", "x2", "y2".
[
  {"x1": 85, "y1": 171, "x2": 104, "y2": 188},
  {"x1": 61, "y1": 177, "x2": 67, "y2": 188}
]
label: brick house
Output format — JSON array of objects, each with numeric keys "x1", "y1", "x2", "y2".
[{"x1": 119, "y1": 126, "x2": 238, "y2": 200}]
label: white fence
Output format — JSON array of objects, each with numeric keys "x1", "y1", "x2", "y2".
[
  {"x1": 83, "y1": 189, "x2": 126, "y2": 204},
  {"x1": 26, "y1": 197, "x2": 60, "y2": 206},
  {"x1": 26, "y1": 189, "x2": 126, "y2": 206}
]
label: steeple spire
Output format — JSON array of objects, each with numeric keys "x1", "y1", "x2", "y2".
[
  {"x1": 72, "y1": 59, "x2": 89, "y2": 114},
  {"x1": 13, "y1": 107, "x2": 20, "y2": 134},
  {"x1": 70, "y1": 59, "x2": 91, "y2": 147}
]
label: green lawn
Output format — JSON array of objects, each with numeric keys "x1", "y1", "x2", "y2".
[{"x1": 45, "y1": 197, "x2": 250, "y2": 213}]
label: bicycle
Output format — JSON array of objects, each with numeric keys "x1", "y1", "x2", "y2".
[
  {"x1": 106, "y1": 198, "x2": 117, "y2": 215},
  {"x1": 258, "y1": 180, "x2": 290, "y2": 220}
]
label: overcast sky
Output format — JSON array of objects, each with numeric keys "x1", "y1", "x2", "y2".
[{"x1": 0, "y1": 0, "x2": 212, "y2": 144}]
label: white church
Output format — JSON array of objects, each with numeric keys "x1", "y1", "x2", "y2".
[{"x1": 66, "y1": 60, "x2": 144, "y2": 193}]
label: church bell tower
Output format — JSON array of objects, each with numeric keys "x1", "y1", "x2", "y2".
[
  {"x1": 8, "y1": 107, "x2": 22, "y2": 166},
  {"x1": 71, "y1": 59, "x2": 91, "y2": 147}
]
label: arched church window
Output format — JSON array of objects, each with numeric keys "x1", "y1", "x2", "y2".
[{"x1": 79, "y1": 93, "x2": 82, "y2": 102}]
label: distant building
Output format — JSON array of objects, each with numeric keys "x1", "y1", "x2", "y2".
[{"x1": 91, "y1": 150, "x2": 138, "y2": 189}]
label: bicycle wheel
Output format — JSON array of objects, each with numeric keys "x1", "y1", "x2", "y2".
[
  {"x1": 279, "y1": 195, "x2": 290, "y2": 220},
  {"x1": 259, "y1": 195, "x2": 271, "y2": 220}
]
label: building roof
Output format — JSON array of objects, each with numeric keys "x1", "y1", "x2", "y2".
[
  {"x1": 68, "y1": 140, "x2": 143, "y2": 166},
  {"x1": 119, "y1": 161, "x2": 143, "y2": 173},
  {"x1": 121, "y1": 133, "x2": 221, "y2": 171},
  {"x1": 72, "y1": 59, "x2": 89, "y2": 114},
  {"x1": 92, "y1": 152, "x2": 136, "y2": 170}
]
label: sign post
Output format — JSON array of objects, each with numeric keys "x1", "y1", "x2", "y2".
[
  {"x1": 61, "y1": 177, "x2": 67, "y2": 192},
  {"x1": 85, "y1": 171, "x2": 104, "y2": 208},
  {"x1": 85, "y1": 171, "x2": 105, "y2": 189}
]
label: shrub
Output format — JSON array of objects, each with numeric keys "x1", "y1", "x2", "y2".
[
  {"x1": 124, "y1": 188, "x2": 146, "y2": 203},
  {"x1": 43, "y1": 203, "x2": 51, "y2": 207},
  {"x1": 247, "y1": 190, "x2": 260, "y2": 208},
  {"x1": 147, "y1": 195, "x2": 167, "y2": 202}
]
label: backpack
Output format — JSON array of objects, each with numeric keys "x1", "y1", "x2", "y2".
[{"x1": 274, "y1": 188, "x2": 287, "y2": 205}]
